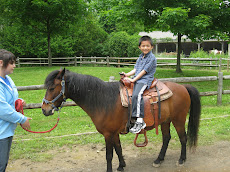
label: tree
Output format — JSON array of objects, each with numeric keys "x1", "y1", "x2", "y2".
[
  {"x1": 208, "y1": 1, "x2": 230, "y2": 45},
  {"x1": 128, "y1": 0, "x2": 218, "y2": 72},
  {"x1": 0, "y1": 23, "x2": 48, "y2": 57},
  {"x1": 156, "y1": 7, "x2": 190, "y2": 73},
  {"x1": 1, "y1": 0, "x2": 85, "y2": 66},
  {"x1": 70, "y1": 14, "x2": 108, "y2": 57},
  {"x1": 89, "y1": 0, "x2": 144, "y2": 34}
]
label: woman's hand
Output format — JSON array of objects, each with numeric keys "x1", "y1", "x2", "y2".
[
  {"x1": 22, "y1": 100, "x2": 26, "y2": 107},
  {"x1": 21, "y1": 118, "x2": 32, "y2": 130}
]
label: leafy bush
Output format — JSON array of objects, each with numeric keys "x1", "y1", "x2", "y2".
[
  {"x1": 103, "y1": 31, "x2": 141, "y2": 57},
  {"x1": 0, "y1": 16, "x2": 108, "y2": 58},
  {"x1": 0, "y1": 24, "x2": 47, "y2": 57},
  {"x1": 190, "y1": 49, "x2": 228, "y2": 59},
  {"x1": 127, "y1": 34, "x2": 142, "y2": 57},
  {"x1": 190, "y1": 49, "x2": 209, "y2": 58}
]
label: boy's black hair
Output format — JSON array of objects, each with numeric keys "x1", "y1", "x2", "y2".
[
  {"x1": 0, "y1": 49, "x2": 16, "y2": 68},
  {"x1": 139, "y1": 35, "x2": 154, "y2": 46}
]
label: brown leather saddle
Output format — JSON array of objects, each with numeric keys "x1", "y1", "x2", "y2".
[
  {"x1": 120, "y1": 78, "x2": 173, "y2": 147},
  {"x1": 120, "y1": 78, "x2": 172, "y2": 107}
]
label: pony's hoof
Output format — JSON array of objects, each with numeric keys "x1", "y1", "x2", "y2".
[
  {"x1": 116, "y1": 167, "x2": 124, "y2": 171},
  {"x1": 176, "y1": 160, "x2": 185, "y2": 167},
  {"x1": 153, "y1": 162, "x2": 161, "y2": 168},
  {"x1": 153, "y1": 159, "x2": 163, "y2": 168},
  {"x1": 117, "y1": 166, "x2": 125, "y2": 171}
]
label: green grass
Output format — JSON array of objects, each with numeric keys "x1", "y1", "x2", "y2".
[{"x1": 9, "y1": 66, "x2": 230, "y2": 161}]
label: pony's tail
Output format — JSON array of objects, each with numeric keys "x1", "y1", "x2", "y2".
[{"x1": 185, "y1": 85, "x2": 201, "y2": 149}]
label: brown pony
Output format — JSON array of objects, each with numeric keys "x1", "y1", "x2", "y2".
[{"x1": 42, "y1": 68, "x2": 201, "y2": 172}]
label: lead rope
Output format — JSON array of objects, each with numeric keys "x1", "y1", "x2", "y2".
[{"x1": 15, "y1": 99, "x2": 60, "y2": 133}]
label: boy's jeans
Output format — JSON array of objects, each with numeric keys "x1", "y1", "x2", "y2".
[
  {"x1": 0, "y1": 136, "x2": 13, "y2": 172},
  {"x1": 131, "y1": 83, "x2": 147, "y2": 118}
]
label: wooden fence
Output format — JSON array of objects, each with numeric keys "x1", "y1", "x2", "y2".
[
  {"x1": 19, "y1": 72, "x2": 230, "y2": 109},
  {"x1": 17, "y1": 56, "x2": 230, "y2": 72}
]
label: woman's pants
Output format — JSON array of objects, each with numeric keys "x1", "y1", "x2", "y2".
[{"x1": 0, "y1": 136, "x2": 13, "y2": 172}]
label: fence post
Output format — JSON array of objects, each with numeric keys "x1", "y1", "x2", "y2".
[
  {"x1": 106, "y1": 56, "x2": 110, "y2": 67},
  {"x1": 92, "y1": 56, "x2": 96, "y2": 67},
  {"x1": 227, "y1": 59, "x2": 229, "y2": 72},
  {"x1": 228, "y1": 43, "x2": 230, "y2": 72},
  {"x1": 74, "y1": 56, "x2": 77, "y2": 66},
  {"x1": 17, "y1": 57, "x2": 20, "y2": 68},
  {"x1": 210, "y1": 57, "x2": 212, "y2": 70},
  {"x1": 218, "y1": 57, "x2": 222, "y2": 72},
  {"x1": 217, "y1": 72, "x2": 223, "y2": 105},
  {"x1": 118, "y1": 59, "x2": 120, "y2": 68},
  {"x1": 80, "y1": 56, "x2": 82, "y2": 67}
]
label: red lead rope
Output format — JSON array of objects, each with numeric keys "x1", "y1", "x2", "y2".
[{"x1": 15, "y1": 99, "x2": 60, "y2": 133}]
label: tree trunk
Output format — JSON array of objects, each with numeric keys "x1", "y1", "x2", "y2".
[
  {"x1": 48, "y1": 32, "x2": 52, "y2": 67},
  {"x1": 176, "y1": 33, "x2": 182, "y2": 73},
  {"x1": 47, "y1": 19, "x2": 52, "y2": 67}
]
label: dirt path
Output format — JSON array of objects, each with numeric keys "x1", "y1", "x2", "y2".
[{"x1": 7, "y1": 141, "x2": 230, "y2": 172}]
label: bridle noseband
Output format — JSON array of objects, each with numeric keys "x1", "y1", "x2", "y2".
[{"x1": 43, "y1": 76, "x2": 66, "y2": 111}]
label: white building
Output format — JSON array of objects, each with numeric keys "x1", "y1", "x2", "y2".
[{"x1": 139, "y1": 31, "x2": 229, "y2": 56}]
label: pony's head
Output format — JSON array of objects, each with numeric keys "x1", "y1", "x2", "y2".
[{"x1": 42, "y1": 68, "x2": 67, "y2": 116}]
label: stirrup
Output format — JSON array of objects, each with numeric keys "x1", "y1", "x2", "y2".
[{"x1": 134, "y1": 129, "x2": 148, "y2": 147}]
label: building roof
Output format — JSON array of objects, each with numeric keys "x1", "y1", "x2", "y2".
[{"x1": 139, "y1": 31, "x2": 187, "y2": 40}]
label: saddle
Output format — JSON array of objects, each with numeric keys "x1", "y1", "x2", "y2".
[
  {"x1": 120, "y1": 78, "x2": 172, "y2": 107},
  {"x1": 120, "y1": 78, "x2": 173, "y2": 146}
]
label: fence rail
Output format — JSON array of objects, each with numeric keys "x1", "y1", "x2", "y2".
[
  {"x1": 19, "y1": 73, "x2": 230, "y2": 109},
  {"x1": 17, "y1": 56, "x2": 230, "y2": 71}
]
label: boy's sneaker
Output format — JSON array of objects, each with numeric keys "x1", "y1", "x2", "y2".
[{"x1": 129, "y1": 121, "x2": 146, "y2": 134}]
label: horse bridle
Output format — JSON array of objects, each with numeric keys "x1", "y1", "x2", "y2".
[{"x1": 43, "y1": 76, "x2": 66, "y2": 111}]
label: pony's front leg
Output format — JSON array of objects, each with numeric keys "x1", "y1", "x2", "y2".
[
  {"x1": 105, "y1": 134, "x2": 114, "y2": 172},
  {"x1": 114, "y1": 134, "x2": 126, "y2": 171}
]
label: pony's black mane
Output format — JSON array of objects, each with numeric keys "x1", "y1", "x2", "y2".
[{"x1": 45, "y1": 70, "x2": 120, "y2": 114}]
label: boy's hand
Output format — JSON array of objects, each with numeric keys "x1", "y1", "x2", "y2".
[
  {"x1": 125, "y1": 77, "x2": 135, "y2": 83},
  {"x1": 119, "y1": 72, "x2": 126, "y2": 78}
]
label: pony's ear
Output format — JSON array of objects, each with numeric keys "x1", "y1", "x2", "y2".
[
  {"x1": 60, "y1": 68, "x2": 65, "y2": 77},
  {"x1": 57, "y1": 68, "x2": 65, "y2": 79}
]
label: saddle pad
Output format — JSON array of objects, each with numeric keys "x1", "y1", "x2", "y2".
[
  {"x1": 143, "y1": 81, "x2": 169, "y2": 96},
  {"x1": 120, "y1": 86, "x2": 130, "y2": 107}
]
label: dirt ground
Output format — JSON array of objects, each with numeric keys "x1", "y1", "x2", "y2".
[{"x1": 7, "y1": 141, "x2": 230, "y2": 172}]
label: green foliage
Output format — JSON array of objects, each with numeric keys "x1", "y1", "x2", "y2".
[
  {"x1": 115, "y1": 21, "x2": 144, "y2": 35},
  {"x1": 127, "y1": 34, "x2": 142, "y2": 57},
  {"x1": 102, "y1": 31, "x2": 141, "y2": 57},
  {"x1": 157, "y1": 7, "x2": 190, "y2": 32},
  {"x1": 103, "y1": 32, "x2": 130, "y2": 57},
  {"x1": 190, "y1": 49, "x2": 209, "y2": 58},
  {"x1": 0, "y1": 24, "x2": 47, "y2": 57},
  {"x1": 89, "y1": 0, "x2": 144, "y2": 34},
  {"x1": 1, "y1": 0, "x2": 144, "y2": 58},
  {"x1": 190, "y1": 49, "x2": 229, "y2": 59},
  {"x1": 0, "y1": 0, "x2": 86, "y2": 62},
  {"x1": 70, "y1": 15, "x2": 108, "y2": 57},
  {"x1": 186, "y1": 14, "x2": 212, "y2": 41},
  {"x1": 51, "y1": 36, "x2": 75, "y2": 57},
  {"x1": 0, "y1": 10, "x2": 108, "y2": 57},
  {"x1": 4, "y1": 0, "x2": 85, "y2": 34}
]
